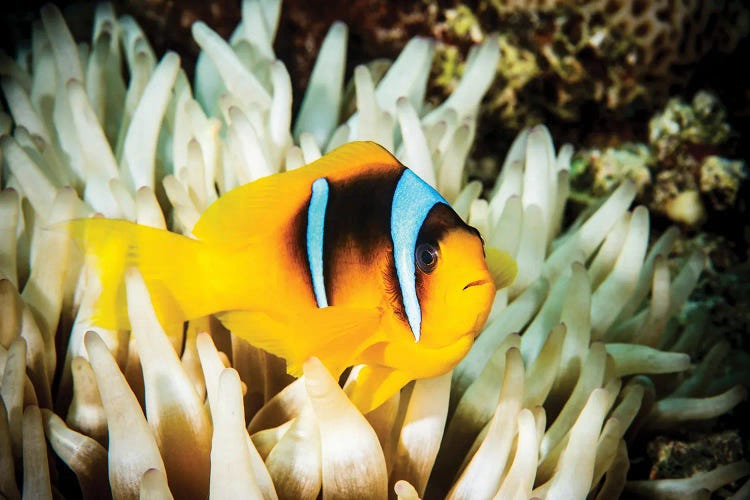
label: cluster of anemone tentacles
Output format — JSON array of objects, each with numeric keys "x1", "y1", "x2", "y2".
[{"x1": 0, "y1": 2, "x2": 748, "y2": 499}]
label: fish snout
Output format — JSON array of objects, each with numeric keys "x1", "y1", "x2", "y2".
[
  {"x1": 461, "y1": 267, "x2": 495, "y2": 292},
  {"x1": 460, "y1": 271, "x2": 496, "y2": 320}
]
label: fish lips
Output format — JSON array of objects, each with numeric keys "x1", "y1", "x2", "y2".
[{"x1": 462, "y1": 278, "x2": 491, "y2": 291}]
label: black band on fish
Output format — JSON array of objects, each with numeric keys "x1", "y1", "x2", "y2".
[
  {"x1": 307, "y1": 178, "x2": 329, "y2": 308},
  {"x1": 391, "y1": 169, "x2": 449, "y2": 342},
  {"x1": 317, "y1": 167, "x2": 405, "y2": 321}
]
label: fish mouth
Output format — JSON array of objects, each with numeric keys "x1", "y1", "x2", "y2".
[{"x1": 463, "y1": 278, "x2": 491, "y2": 291}]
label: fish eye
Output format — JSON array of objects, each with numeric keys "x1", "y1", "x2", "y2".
[{"x1": 415, "y1": 243, "x2": 438, "y2": 273}]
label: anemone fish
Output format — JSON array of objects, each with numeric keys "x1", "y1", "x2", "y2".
[{"x1": 70, "y1": 141, "x2": 517, "y2": 412}]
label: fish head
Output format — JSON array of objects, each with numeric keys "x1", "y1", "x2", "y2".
[
  {"x1": 388, "y1": 168, "x2": 517, "y2": 355},
  {"x1": 414, "y1": 216, "x2": 497, "y2": 349},
  {"x1": 363, "y1": 204, "x2": 514, "y2": 384}
]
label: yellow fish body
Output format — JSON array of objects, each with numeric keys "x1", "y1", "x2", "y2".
[{"x1": 71, "y1": 141, "x2": 516, "y2": 412}]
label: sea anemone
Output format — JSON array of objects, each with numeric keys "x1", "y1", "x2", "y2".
[{"x1": 0, "y1": 2, "x2": 747, "y2": 499}]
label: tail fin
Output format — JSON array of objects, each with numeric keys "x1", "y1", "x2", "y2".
[{"x1": 68, "y1": 219, "x2": 216, "y2": 330}]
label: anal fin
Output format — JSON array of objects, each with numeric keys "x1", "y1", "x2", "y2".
[
  {"x1": 217, "y1": 306, "x2": 382, "y2": 378},
  {"x1": 345, "y1": 365, "x2": 413, "y2": 414}
]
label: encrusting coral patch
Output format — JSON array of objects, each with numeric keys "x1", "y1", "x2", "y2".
[{"x1": 571, "y1": 91, "x2": 747, "y2": 229}]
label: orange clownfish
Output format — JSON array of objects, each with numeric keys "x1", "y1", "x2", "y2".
[{"x1": 70, "y1": 141, "x2": 517, "y2": 412}]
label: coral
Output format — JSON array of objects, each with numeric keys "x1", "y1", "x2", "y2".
[
  {"x1": 650, "y1": 91, "x2": 747, "y2": 226},
  {"x1": 649, "y1": 91, "x2": 732, "y2": 157},
  {"x1": 648, "y1": 431, "x2": 744, "y2": 480},
  {"x1": 570, "y1": 143, "x2": 652, "y2": 201},
  {"x1": 660, "y1": 189, "x2": 704, "y2": 226},
  {"x1": 570, "y1": 91, "x2": 747, "y2": 230},
  {"x1": 699, "y1": 156, "x2": 746, "y2": 211},
  {"x1": 0, "y1": 2, "x2": 748, "y2": 499},
  {"x1": 424, "y1": 0, "x2": 750, "y2": 126}
]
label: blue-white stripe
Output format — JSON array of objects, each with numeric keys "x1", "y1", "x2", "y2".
[
  {"x1": 307, "y1": 178, "x2": 330, "y2": 308},
  {"x1": 391, "y1": 169, "x2": 448, "y2": 342}
]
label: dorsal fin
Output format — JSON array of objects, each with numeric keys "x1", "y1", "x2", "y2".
[{"x1": 192, "y1": 141, "x2": 402, "y2": 249}]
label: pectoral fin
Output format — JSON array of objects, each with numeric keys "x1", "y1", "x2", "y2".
[
  {"x1": 217, "y1": 306, "x2": 382, "y2": 377},
  {"x1": 486, "y1": 246, "x2": 518, "y2": 290},
  {"x1": 216, "y1": 309, "x2": 288, "y2": 355},
  {"x1": 345, "y1": 365, "x2": 413, "y2": 414}
]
